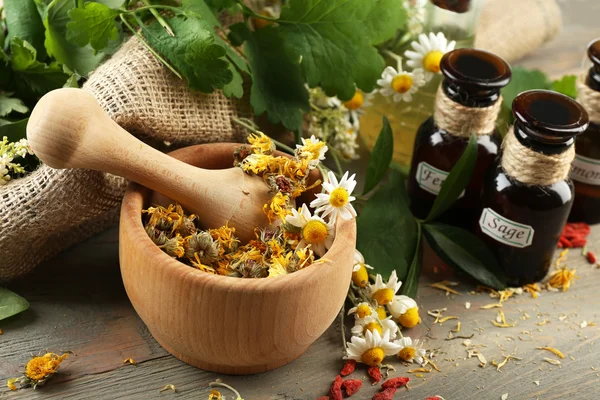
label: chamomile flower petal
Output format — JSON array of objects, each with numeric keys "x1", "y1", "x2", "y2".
[
  {"x1": 345, "y1": 330, "x2": 402, "y2": 366},
  {"x1": 351, "y1": 316, "x2": 399, "y2": 340},
  {"x1": 388, "y1": 295, "x2": 420, "y2": 328},
  {"x1": 310, "y1": 171, "x2": 357, "y2": 221},
  {"x1": 404, "y1": 32, "x2": 456, "y2": 81},
  {"x1": 369, "y1": 271, "x2": 402, "y2": 305},
  {"x1": 395, "y1": 337, "x2": 427, "y2": 365},
  {"x1": 348, "y1": 302, "x2": 377, "y2": 319},
  {"x1": 377, "y1": 58, "x2": 426, "y2": 103}
]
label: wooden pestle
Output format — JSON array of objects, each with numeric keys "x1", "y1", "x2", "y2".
[{"x1": 26, "y1": 88, "x2": 272, "y2": 242}]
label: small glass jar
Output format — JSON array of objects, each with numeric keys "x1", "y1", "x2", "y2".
[
  {"x1": 407, "y1": 48, "x2": 511, "y2": 226},
  {"x1": 569, "y1": 39, "x2": 600, "y2": 223},
  {"x1": 477, "y1": 90, "x2": 589, "y2": 287}
]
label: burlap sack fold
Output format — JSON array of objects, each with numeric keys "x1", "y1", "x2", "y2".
[
  {"x1": 475, "y1": 0, "x2": 562, "y2": 63},
  {"x1": 0, "y1": 36, "x2": 252, "y2": 282}
]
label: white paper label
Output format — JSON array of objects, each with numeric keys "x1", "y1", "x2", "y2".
[
  {"x1": 416, "y1": 162, "x2": 449, "y2": 195},
  {"x1": 570, "y1": 154, "x2": 600, "y2": 186},
  {"x1": 479, "y1": 208, "x2": 534, "y2": 248}
]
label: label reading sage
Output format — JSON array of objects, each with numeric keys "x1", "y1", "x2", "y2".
[
  {"x1": 479, "y1": 208, "x2": 534, "y2": 248},
  {"x1": 570, "y1": 154, "x2": 600, "y2": 186}
]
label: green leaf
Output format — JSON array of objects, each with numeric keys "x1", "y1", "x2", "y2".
[
  {"x1": 10, "y1": 38, "x2": 70, "y2": 95},
  {"x1": 423, "y1": 222, "x2": 507, "y2": 290},
  {"x1": 424, "y1": 133, "x2": 478, "y2": 222},
  {"x1": 142, "y1": 16, "x2": 232, "y2": 93},
  {"x1": 205, "y1": 0, "x2": 236, "y2": 11},
  {"x1": 4, "y1": 0, "x2": 47, "y2": 60},
  {"x1": 502, "y1": 67, "x2": 551, "y2": 111},
  {"x1": 363, "y1": 116, "x2": 393, "y2": 194},
  {"x1": 0, "y1": 93, "x2": 29, "y2": 117},
  {"x1": 400, "y1": 223, "x2": 422, "y2": 298},
  {"x1": 0, "y1": 287, "x2": 30, "y2": 321},
  {"x1": 228, "y1": 22, "x2": 251, "y2": 47},
  {"x1": 62, "y1": 65, "x2": 81, "y2": 88},
  {"x1": 357, "y1": 169, "x2": 418, "y2": 281},
  {"x1": 245, "y1": 27, "x2": 309, "y2": 130},
  {"x1": 223, "y1": 63, "x2": 243, "y2": 98},
  {"x1": 42, "y1": 0, "x2": 110, "y2": 76},
  {"x1": 182, "y1": 0, "x2": 221, "y2": 28},
  {"x1": 95, "y1": 0, "x2": 126, "y2": 8},
  {"x1": 66, "y1": 2, "x2": 120, "y2": 51},
  {"x1": 276, "y1": 0, "x2": 401, "y2": 100},
  {"x1": 552, "y1": 75, "x2": 578, "y2": 99},
  {"x1": 0, "y1": 118, "x2": 29, "y2": 142}
]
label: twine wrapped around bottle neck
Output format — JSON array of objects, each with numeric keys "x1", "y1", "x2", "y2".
[
  {"x1": 577, "y1": 76, "x2": 600, "y2": 124},
  {"x1": 501, "y1": 127, "x2": 575, "y2": 186},
  {"x1": 433, "y1": 86, "x2": 503, "y2": 137}
]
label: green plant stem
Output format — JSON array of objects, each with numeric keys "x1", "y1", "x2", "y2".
[
  {"x1": 119, "y1": 14, "x2": 182, "y2": 79},
  {"x1": 329, "y1": 147, "x2": 345, "y2": 177},
  {"x1": 138, "y1": 1, "x2": 175, "y2": 36},
  {"x1": 339, "y1": 304, "x2": 347, "y2": 354},
  {"x1": 294, "y1": 129, "x2": 302, "y2": 146}
]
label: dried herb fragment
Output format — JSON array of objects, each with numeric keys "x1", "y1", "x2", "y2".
[
  {"x1": 368, "y1": 366, "x2": 382, "y2": 384},
  {"x1": 340, "y1": 359, "x2": 356, "y2": 376},
  {"x1": 537, "y1": 347, "x2": 565, "y2": 359},
  {"x1": 341, "y1": 379, "x2": 363, "y2": 396},
  {"x1": 381, "y1": 376, "x2": 410, "y2": 389}
]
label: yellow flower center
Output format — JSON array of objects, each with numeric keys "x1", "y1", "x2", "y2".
[
  {"x1": 398, "y1": 307, "x2": 420, "y2": 328},
  {"x1": 361, "y1": 347, "x2": 385, "y2": 366},
  {"x1": 352, "y1": 264, "x2": 369, "y2": 287},
  {"x1": 376, "y1": 306, "x2": 387, "y2": 320},
  {"x1": 391, "y1": 74, "x2": 413, "y2": 94},
  {"x1": 343, "y1": 91, "x2": 365, "y2": 110},
  {"x1": 363, "y1": 321, "x2": 383, "y2": 336},
  {"x1": 302, "y1": 220, "x2": 328, "y2": 244},
  {"x1": 423, "y1": 50, "x2": 444, "y2": 73},
  {"x1": 373, "y1": 288, "x2": 394, "y2": 305},
  {"x1": 356, "y1": 304, "x2": 372, "y2": 319},
  {"x1": 329, "y1": 187, "x2": 349, "y2": 208},
  {"x1": 398, "y1": 346, "x2": 416, "y2": 362}
]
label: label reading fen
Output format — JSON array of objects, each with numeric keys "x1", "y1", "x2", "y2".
[
  {"x1": 479, "y1": 208, "x2": 534, "y2": 248},
  {"x1": 417, "y1": 162, "x2": 465, "y2": 197},
  {"x1": 570, "y1": 154, "x2": 600, "y2": 186}
]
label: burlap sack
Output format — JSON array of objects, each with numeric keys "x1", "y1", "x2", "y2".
[
  {"x1": 475, "y1": 0, "x2": 562, "y2": 63},
  {"x1": 0, "y1": 36, "x2": 252, "y2": 282}
]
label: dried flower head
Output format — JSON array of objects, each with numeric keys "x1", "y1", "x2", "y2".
[
  {"x1": 8, "y1": 352, "x2": 72, "y2": 390},
  {"x1": 184, "y1": 232, "x2": 219, "y2": 263}
]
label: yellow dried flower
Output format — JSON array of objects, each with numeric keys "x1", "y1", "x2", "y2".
[
  {"x1": 263, "y1": 192, "x2": 291, "y2": 223},
  {"x1": 548, "y1": 267, "x2": 578, "y2": 291},
  {"x1": 123, "y1": 358, "x2": 136, "y2": 365},
  {"x1": 7, "y1": 378, "x2": 18, "y2": 391},
  {"x1": 6, "y1": 352, "x2": 72, "y2": 389},
  {"x1": 248, "y1": 132, "x2": 275, "y2": 154}
]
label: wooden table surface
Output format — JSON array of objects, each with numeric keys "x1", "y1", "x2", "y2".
[{"x1": 3, "y1": 1, "x2": 600, "y2": 399}]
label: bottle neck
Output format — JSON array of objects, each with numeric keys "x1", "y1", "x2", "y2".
[
  {"x1": 442, "y1": 80, "x2": 501, "y2": 108},
  {"x1": 513, "y1": 121, "x2": 574, "y2": 156},
  {"x1": 586, "y1": 66, "x2": 600, "y2": 92}
]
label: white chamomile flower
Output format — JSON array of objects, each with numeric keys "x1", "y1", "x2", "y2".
[
  {"x1": 347, "y1": 302, "x2": 377, "y2": 319},
  {"x1": 342, "y1": 89, "x2": 373, "y2": 121},
  {"x1": 285, "y1": 204, "x2": 334, "y2": 256},
  {"x1": 395, "y1": 336, "x2": 426, "y2": 365},
  {"x1": 405, "y1": 32, "x2": 456, "y2": 81},
  {"x1": 296, "y1": 135, "x2": 328, "y2": 167},
  {"x1": 351, "y1": 315, "x2": 399, "y2": 340},
  {"x1": 345, "y1": 329, "x2": 402, "y2": 367},
  {"x1": 387, "y1": 295, "x2": 420, "y2": 329},
  {"x1": 369, "y1": 270, "x2": 402, "y2": 305},
  {"x1": 377, "y1": 58, "x2": 426, "y2": 103},
  {"x1": 310, "y1": 171, "x2": 357, "y2": 221},
  {"x1": 309, "y1": 85, "x2": 341, "y2": 109},
  {"x1": 352, "y1": 250, "x2": 373, "y2": 288}
]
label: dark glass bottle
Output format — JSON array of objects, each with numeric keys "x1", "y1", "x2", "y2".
[
  {"x1": 407, "y1": 48, "x2": 511, "y2": 226},
  {"x1": 569, "y1": 39, "x2": 600, "y2": 223},
  {"x1": 477, "y1": 90, "x2": 589, "y2": 287}
]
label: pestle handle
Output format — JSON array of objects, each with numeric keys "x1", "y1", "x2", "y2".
[{"x1": 27, "y1": 88, "x2": 272, "y2": 242}]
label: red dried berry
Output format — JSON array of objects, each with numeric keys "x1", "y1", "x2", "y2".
[
  {"x1": 381, "y1": 376, "x2": 410, "y2": 389},
  {"x1": 340, "y1": 359, "x2": 356, "y2": 376},
  {"x1": 329, "y1": 375, "x2": 343, "y2": 400},
  {"x1": 342, "y1": 379, "x2": 363, "y2": 396},
  {"x1": 317, "y1": 397, "x2": 330, "y2": 400},
  {"x1": 558, "y1": 236, "x2": 573, "y2": 248},
  {"x1": 368, "y1": 366, "x2": 382, "y2": 384},
  {"x1": 372, "y1": 387, "x2": 397, "y2": 400},
  {"x1": 425, "y1": 397, "x2": 442, "y2": 400},
  {"x1": 587, "y1": 251, "x2": 597, "y2": 264},
  {"x1": 571, "y1": 238, "x2": 588, "y2": 248}
]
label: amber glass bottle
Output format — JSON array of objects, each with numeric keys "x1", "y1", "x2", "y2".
[
  {"x1": 569, "y1": 39, "x2": 600, "y2": 223},
  {"x1": 477, "y1": 91, "x2": 589, "y2": 287},
  {"x1": 407, "y1": 48, "x2": 511, "y2": 225}
]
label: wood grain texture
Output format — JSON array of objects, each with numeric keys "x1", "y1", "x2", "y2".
[
  {"x1": 3, "y1": 1, "x2": 600, "y2": 399},
  {"x1": 26, "y1": 89, "x2": 272, "y2": 242},
  {"x1": 119, "y1": 143, "x2": 356, "y2": 374}
]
